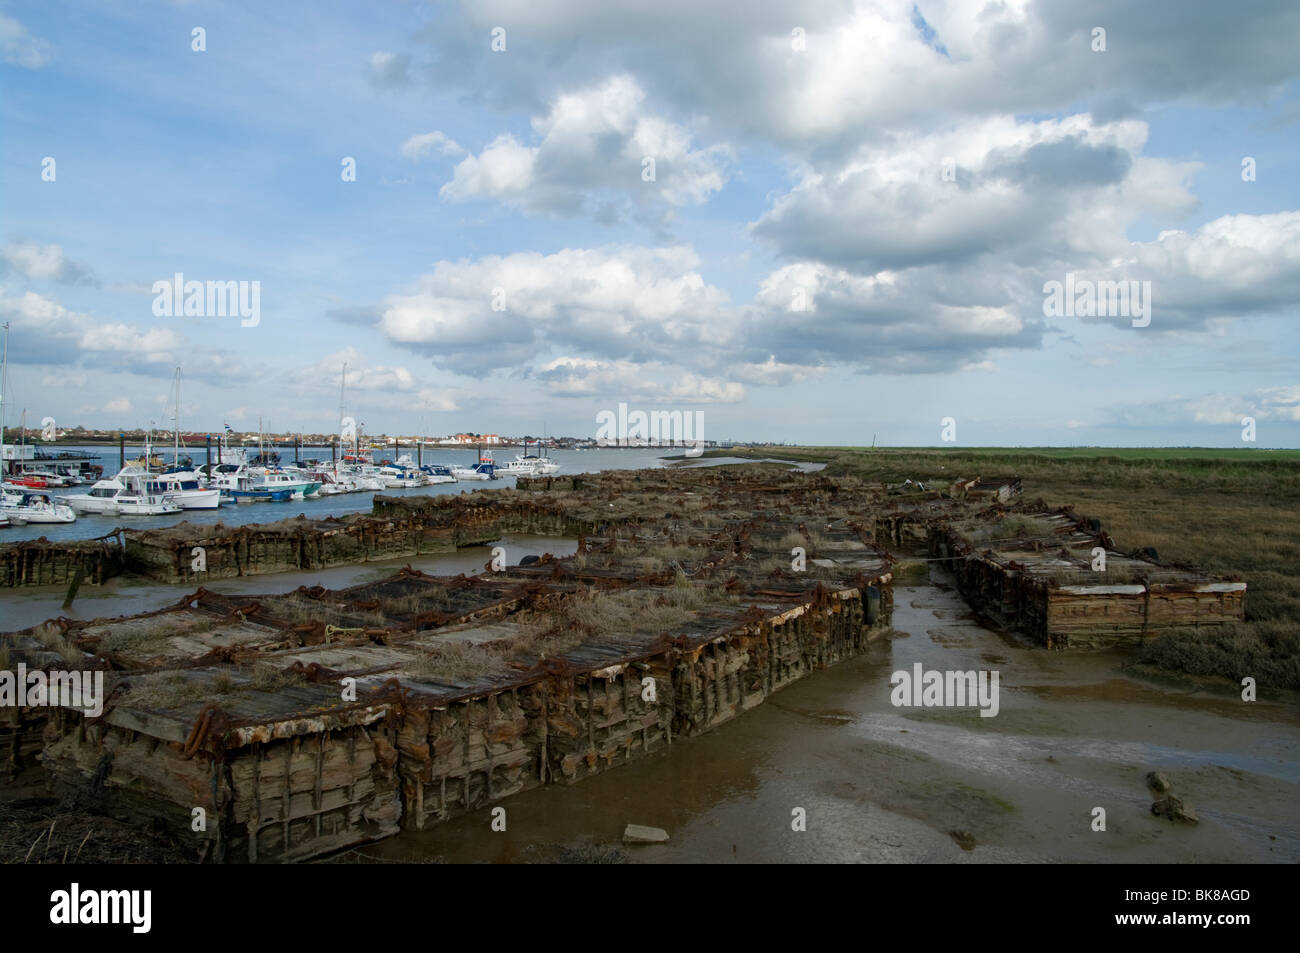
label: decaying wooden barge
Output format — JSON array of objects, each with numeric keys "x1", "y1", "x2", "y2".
[
  {"x1": 3, "y1": 467, "x2": 896, "y2": 862},
  {"x1": 0, "y1": 466, "x2": 1247, "y2": 861},
  {"x1": 0, "y1": 535, "x2": 124, "y2": 588},
  {"x1": 930, "y1": 502, "x2": 1246, "y2": 648}
]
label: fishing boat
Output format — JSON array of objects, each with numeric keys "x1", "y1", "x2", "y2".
[{"x1": 0, "y1": 487, "x2": 77, "y2": 523}]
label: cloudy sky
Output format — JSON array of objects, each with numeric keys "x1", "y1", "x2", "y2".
[{"x1": 2, "y1": 0, "x2": 1298, "y2": 445}]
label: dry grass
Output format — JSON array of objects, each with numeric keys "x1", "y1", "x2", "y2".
[
  {"x1": 32, "y1": 624, "x2": 83, "y2": 664},
  {"x1": 727, "y1": 446, "x2": 1300, "y2": 688},
  {"x1": 125, "y1": 670, "x2": 238, "y2": 711},
  {"x1": 410, "y1": 642, "x2": 513, "y2": 682}
]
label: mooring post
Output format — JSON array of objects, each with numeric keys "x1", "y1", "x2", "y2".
[
  {"x1": 118, "y1": 432, "x2": 125, "y2": 472},
  {"x1": 206, "y1": 434, "x2": 212, "y2": 470},
  {"x1": 62, "y1": 566, "x2": 84, "y2": 609}
]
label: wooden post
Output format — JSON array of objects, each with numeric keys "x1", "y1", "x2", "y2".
[{"x1": 61, "y1": 566, "x2": 84, "y2": 609}]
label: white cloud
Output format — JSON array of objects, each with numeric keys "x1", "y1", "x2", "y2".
[
  {"x1": 0, "y1": 14, "x2": 49, "y2": 69},
  {"x1": 442, "y1": 75, "x2": 729, "y2": 218},
  {"x1": 0, "y1": 241, "x2": 97, "y2": 286},
  {"x1": 400, "y1": 130, "x2": 464, "y2": 160}
]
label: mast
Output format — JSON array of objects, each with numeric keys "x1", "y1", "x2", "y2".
[
  {"x1": 0, "y1": 322, "x2": 8, "y2": 480},
  {"x1": 338, "y1": 361, "x2": 346, "y2": 470},
  {"x1": 173, "y1": 366, "x2": 182, "y2": 467}
]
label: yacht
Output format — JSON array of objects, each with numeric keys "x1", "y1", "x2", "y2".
[
  {"x1": 378, "y1": 464, "x2": 424, "y2": 489},
  {"x1": 450, "y1": 456, "x2": 498, "y2": 481},
  {"x1": 419, "y1": 464, "x2": 457, "y2": 485},
  {"x1": 0, "y1": 487, "x2": 77, "y2": 524},
  {"x1": 154, "y1": 468, "x2": 222, "y2": 509},
  {"x1": 65, "y1": 477, "x2": 129, "y2": 515}
]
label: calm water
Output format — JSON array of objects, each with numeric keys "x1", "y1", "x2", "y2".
[{"x1": 3, "y1": 446, "x2": 688, "y2": 544}]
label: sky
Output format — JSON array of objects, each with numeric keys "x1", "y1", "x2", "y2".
[{"x1": 1, "y1": 0, "x2": 1298, "y2": 446}]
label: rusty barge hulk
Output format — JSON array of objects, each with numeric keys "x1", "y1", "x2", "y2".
[{"x1": 0, "y1": 466, "x2": 1243, "y2": 862}]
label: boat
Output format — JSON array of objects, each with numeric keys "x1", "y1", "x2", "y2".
[
  {"x1": 87, "y1": 468, "x2": 183, "y2": 515},
  {"x1": 0, "y1": 486, "x2": 77, "y2": 523},
  {"x1": 153, "y1": 368, "x2": 222, "y2": 509},
  {"x1": 419, "y1": 464, "x2": 456, "y2": 485},
  {"x1": 153, "y1": 469, "x2": 222, "y2": 509},
  {"x1": 378, "y1": 464, "x2": 424, "y2": 489},
  {"x1": 450, "y1": 457, "x2": 498, "y2": 481},
  {"x1": 212, "y1": 467, "x2": 293, "y2": 503},
  {"x1": 212, "y1": 465, "x2": 319, "y2": 502},
  {"x1": 65, "y1": 477, "x2": 129, "y2": 515}
]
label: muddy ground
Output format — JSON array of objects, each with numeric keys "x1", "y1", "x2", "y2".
[{"x1": 5, "y1": 569, "x2": 1295, "y2": 864}]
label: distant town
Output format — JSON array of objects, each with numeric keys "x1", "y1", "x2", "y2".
[{"x1": 0, "y1": 424, "x2": 745, "y2": 451}]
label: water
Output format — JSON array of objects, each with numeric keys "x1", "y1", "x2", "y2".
[
  {"x1": 0, "y1": 533, "x2": 580, "y2": 631},
  {"x1": 2, "y1": 446, "x2": 692, "y2": 544}
]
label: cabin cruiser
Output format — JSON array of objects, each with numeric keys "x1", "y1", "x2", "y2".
[
  {"x1": 65, "y1": 477, "x2": 129, "y2": 515},
  {"x1": 450, "y1": 454, "x2": 498, "y2": 481},
  {"x1": 420, "y1": 464, "x2": 456, "y2": 485},
  {"x1": 212, "y1": 465, "x2": 321, "y2": 502},
  {"x1": 378, "y1": 465, "x2": 423, "y2": 489},
  {"x1": 154, "y1": 468, "x2": 221, "y2": 509},
  {"x1": 0, "y1": 486, "x2": 77, "y2": 524},
  {"x1": 64, "y1": 468, "x2": 183, "y2": 516}
]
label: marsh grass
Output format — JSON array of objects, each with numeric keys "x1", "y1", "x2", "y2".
[{"x1": 721, "y1": 446, "x2": 1300, "y2": 688}]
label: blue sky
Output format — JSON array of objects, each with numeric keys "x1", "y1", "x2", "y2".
[{"x1": 2, "y1": 0, "x2": 1298, "y2": 446}]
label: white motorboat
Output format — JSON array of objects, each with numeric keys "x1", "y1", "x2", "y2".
[
  {"x1": 0, "y1": 486, "x2": 77, "y2": 523},
  {"x1": 154, "y1": 469, "x2": 222, "y2": 509},
  {"x1": 420, "y1": 465, "x2": 457, "y2": 485},
  {"x1": 451, "y1": 452, "x2": 498, "y2": 481},
  {"x1": 65, "y1": 477, "x2": 129, "y2": 515}
]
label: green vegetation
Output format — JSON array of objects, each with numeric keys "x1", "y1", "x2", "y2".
[{"x1": 723, "y1": 445, "x2": 1300, "y2": 690}]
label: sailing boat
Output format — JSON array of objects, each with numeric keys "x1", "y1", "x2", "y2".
[{"x1": 154, "y1": 367, "x2": 221, "y2": 509}]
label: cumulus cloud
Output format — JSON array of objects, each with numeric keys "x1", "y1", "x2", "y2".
[
  {"x1": 1074, "y1": 210, "x2": 1300, "y2": 330},
  {"x1": 363, "y1": 245, "x2": 737, "y2": 375},
  {"x1": 0, "y1": 288, "x2": 261, "y2": 384},
  {"x1": 441, "y1": 75, "x2": 729, "y2": 219},
  {"x1": 0, "y1": 241, "x2": 98, "y2": 286},
  {"x1": 422, "y1": 1, "x2": 1300, "y2": 157},
  {"x1": 536, "y1": 357, "x2": 743, "y2": 403},
  {"x1": 751, "y1": 115, "x2": 1196, "y2": 274}
]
